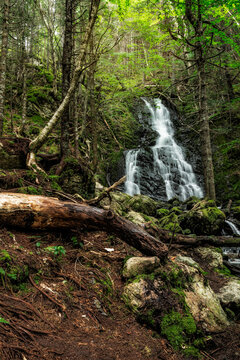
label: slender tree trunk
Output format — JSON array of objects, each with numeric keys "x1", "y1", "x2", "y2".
[
  {"x1": 60, "y1": 0, "x2": 75, "y2": 159},
  {"x1": 185, "y1": 0, "x2": 216, "y2": 200},
  {"x1": 198, "y1": 60, "x2": 216, "y2": 200},
  {"x1": 0, "y1": 0, "x2": 10, "y2": 136},
  {"x1": 89, "y1": 35, "x2": 98, "y2": 171}
]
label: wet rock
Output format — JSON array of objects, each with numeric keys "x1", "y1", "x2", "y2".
[
  {"x1": 217, "y1": 279, "x2": 240, "y2": 307},
  {"x1": 122, "y1": 256, "x2": 160, "y2": 279},
  {"x1": 196, "y1": 247, "x2": 223, "y2": 269}
]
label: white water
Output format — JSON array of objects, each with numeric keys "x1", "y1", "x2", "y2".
[
  {"x1": 125, "y1": 98, "x2": 203, "y2": 201},
  {"x1": 125, "y1": 149, "x2": 141, "y2": 196},
  {"x1": 225, "y1": 220, "x2": 240, "y2": 236}
]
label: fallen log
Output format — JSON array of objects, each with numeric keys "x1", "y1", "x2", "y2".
[
  {"x1": 145, "y1": 225, "x2": 240, "y2": 247},
  {"x1": 0, "y1": 193, "x2": 168, "y2": 259}
]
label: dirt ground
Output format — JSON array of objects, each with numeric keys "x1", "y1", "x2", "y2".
[{"x1": 0, "y1": 227, "x2": 239, "y2": 360}]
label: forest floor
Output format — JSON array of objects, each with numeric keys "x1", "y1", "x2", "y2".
[{"x1": 0, "y1": 225, "x2": 239, "y2": 360}]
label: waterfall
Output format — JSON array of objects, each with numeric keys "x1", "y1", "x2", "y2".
[
  {"x1": 125, "y1": 98, "x2": 203, "y2": 201},
  {"x1": 225, "y1": 220, "x2": 240, "y2": 236},
  {"x1": 125, "y1": 149, "x2": 141, "y2": 196}
]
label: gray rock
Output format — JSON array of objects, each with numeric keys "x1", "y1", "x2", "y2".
[
  {"x1": 123, "y1": 256, "x2": 160, "y2": 278},
  {"x1": 123, "y1": 278, "x2": 163, "y2": 311},
  {"x1": 196, "y1": 247, "x2": 223, "y2": 268},
  {"x1": 217, "y1": 279, "x2": 240, "y2": 306}
]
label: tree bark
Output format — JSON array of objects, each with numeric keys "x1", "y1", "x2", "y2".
[
  {"x1": 0, "y1": 193, "x2": 168, "y2": 259},
  {"x1": 0, "y1": 0, "x2": 10, "y2": 136}
]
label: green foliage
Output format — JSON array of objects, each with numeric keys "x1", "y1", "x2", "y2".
[
  {"x1": 0, "y1": 317, "x2": 10, "y2": 324},
  {"x1": 44, "y1": 246, "x2": 66, "y2": 261},
  {"x1": 71, "y1": 236, "x2": 84, "y2": 249}
]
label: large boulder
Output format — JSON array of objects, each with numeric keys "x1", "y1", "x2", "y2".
[
  {"x1": 126, "y1": 194, "x2": 158, "y2": 216},
  {"x1": 174, "y1": 256, "x2": 229, "y2": 332},
  {"x1": 179, "y1": 200, "x2": 226, "y2": 235},
  {"x1": 122, "y1": 256, "x2": 160, "y2": 279}
]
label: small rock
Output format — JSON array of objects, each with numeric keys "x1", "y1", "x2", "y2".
[
  {"x1": 217, "y1": 279, "x2": 240, "y2": 306},
  {"x1": 123, "y1": 256, "x2": 160, "y2": 278},
  {"x1": 196, "y1": 247, "x2": 223, "y2": 268}
]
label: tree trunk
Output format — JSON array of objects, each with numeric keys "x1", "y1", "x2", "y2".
[
  {"x1": 60, "y1": 0, "x2": 76, "y2": 159},
  {"x1": 0, "y1": 193, "x2": 168, "y2": 259},
  {"x1": 29, "y1": 0, "x2": 100, "y2": 155},
  {"x1": 0, "y1": 0, "x2": 10, "y2": 136},
  {"x1": 198, "y1": 59, "x2": 216, "y2": 200}
]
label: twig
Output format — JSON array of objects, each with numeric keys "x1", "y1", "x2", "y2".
[
  {"x1": 29, "y1": 275, "x2": 68, "y2": 318},
  {"x1": 76, "y1": 175, "x2": 126, "y2": 205}
]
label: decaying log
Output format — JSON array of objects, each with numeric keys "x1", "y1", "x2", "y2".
[
  {"x1": 145, "y1": 225, "x2": 240, "y2": 247},
  {"x1": 0, "y1": 193, "x2": 168, "y2": 259}
]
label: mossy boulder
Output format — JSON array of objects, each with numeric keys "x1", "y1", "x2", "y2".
[
  {"x1": 183, "y1": 196, "x2": 202, "y2": 210},
  {"x1": 174, "y1": 256, "x2": 229, "y2": 332},
  {"x1": 179, "y1": 201, "x2": 226, "y2": 235},
  {"x1": 158, "y1": 212, "x2": 182, "y2": 233},
  {"x1": 126, "y1": 194, "x2": 158, "y2": 216}
]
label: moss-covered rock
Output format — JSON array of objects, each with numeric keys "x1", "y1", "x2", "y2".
[
  {"x1": 179, "y1": 201, "x2": 226, "y2": 235},
  {"x1": 126, "y1": 194, "x2": 158, "y2": 216},
  {"x1": 174, "y1": 256, "x2": 229, "y2": 332},
  {"x1": 158, "y1": 212, "x2": 182, "y2": 233},
  {"x1": 156, "y1": 208, "x2": 170, "y2": 218}
]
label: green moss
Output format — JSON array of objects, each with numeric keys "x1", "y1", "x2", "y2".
[
  {"x1": 158, "y1": 213, "x2": 182, "y2": 233},
  {"x1": 0, "y1": 249, "x2": 11, "y2": 262},
  {"x1": 130, "y1": 273, "x2": 155, "y2": 284},
  {"x1": 161, "y1": 311, "x2": 197, "y2": 350},
  {"x1": 170, "y1": 207, "x2": 182, "y2": 215},
  {"x1": 156, "y1": 208, "x2": 169, "y2": 218},
  {"x1": 126, "y1": 194, "x2": 157, "y2": 216},
  {"x1": 215, "y1": 265, "x2": 233, "y2": 277}
]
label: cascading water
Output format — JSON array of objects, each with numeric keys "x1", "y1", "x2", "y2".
[
  {"x1": 225, "y1": 220, "x2": 240, "y2": 236},
  {"x1": 125, "y1": 98, "x2": 203, "y2": 201},
  {"x1": 125, "y1": 149, "x2": 141, "y2": 196}
]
